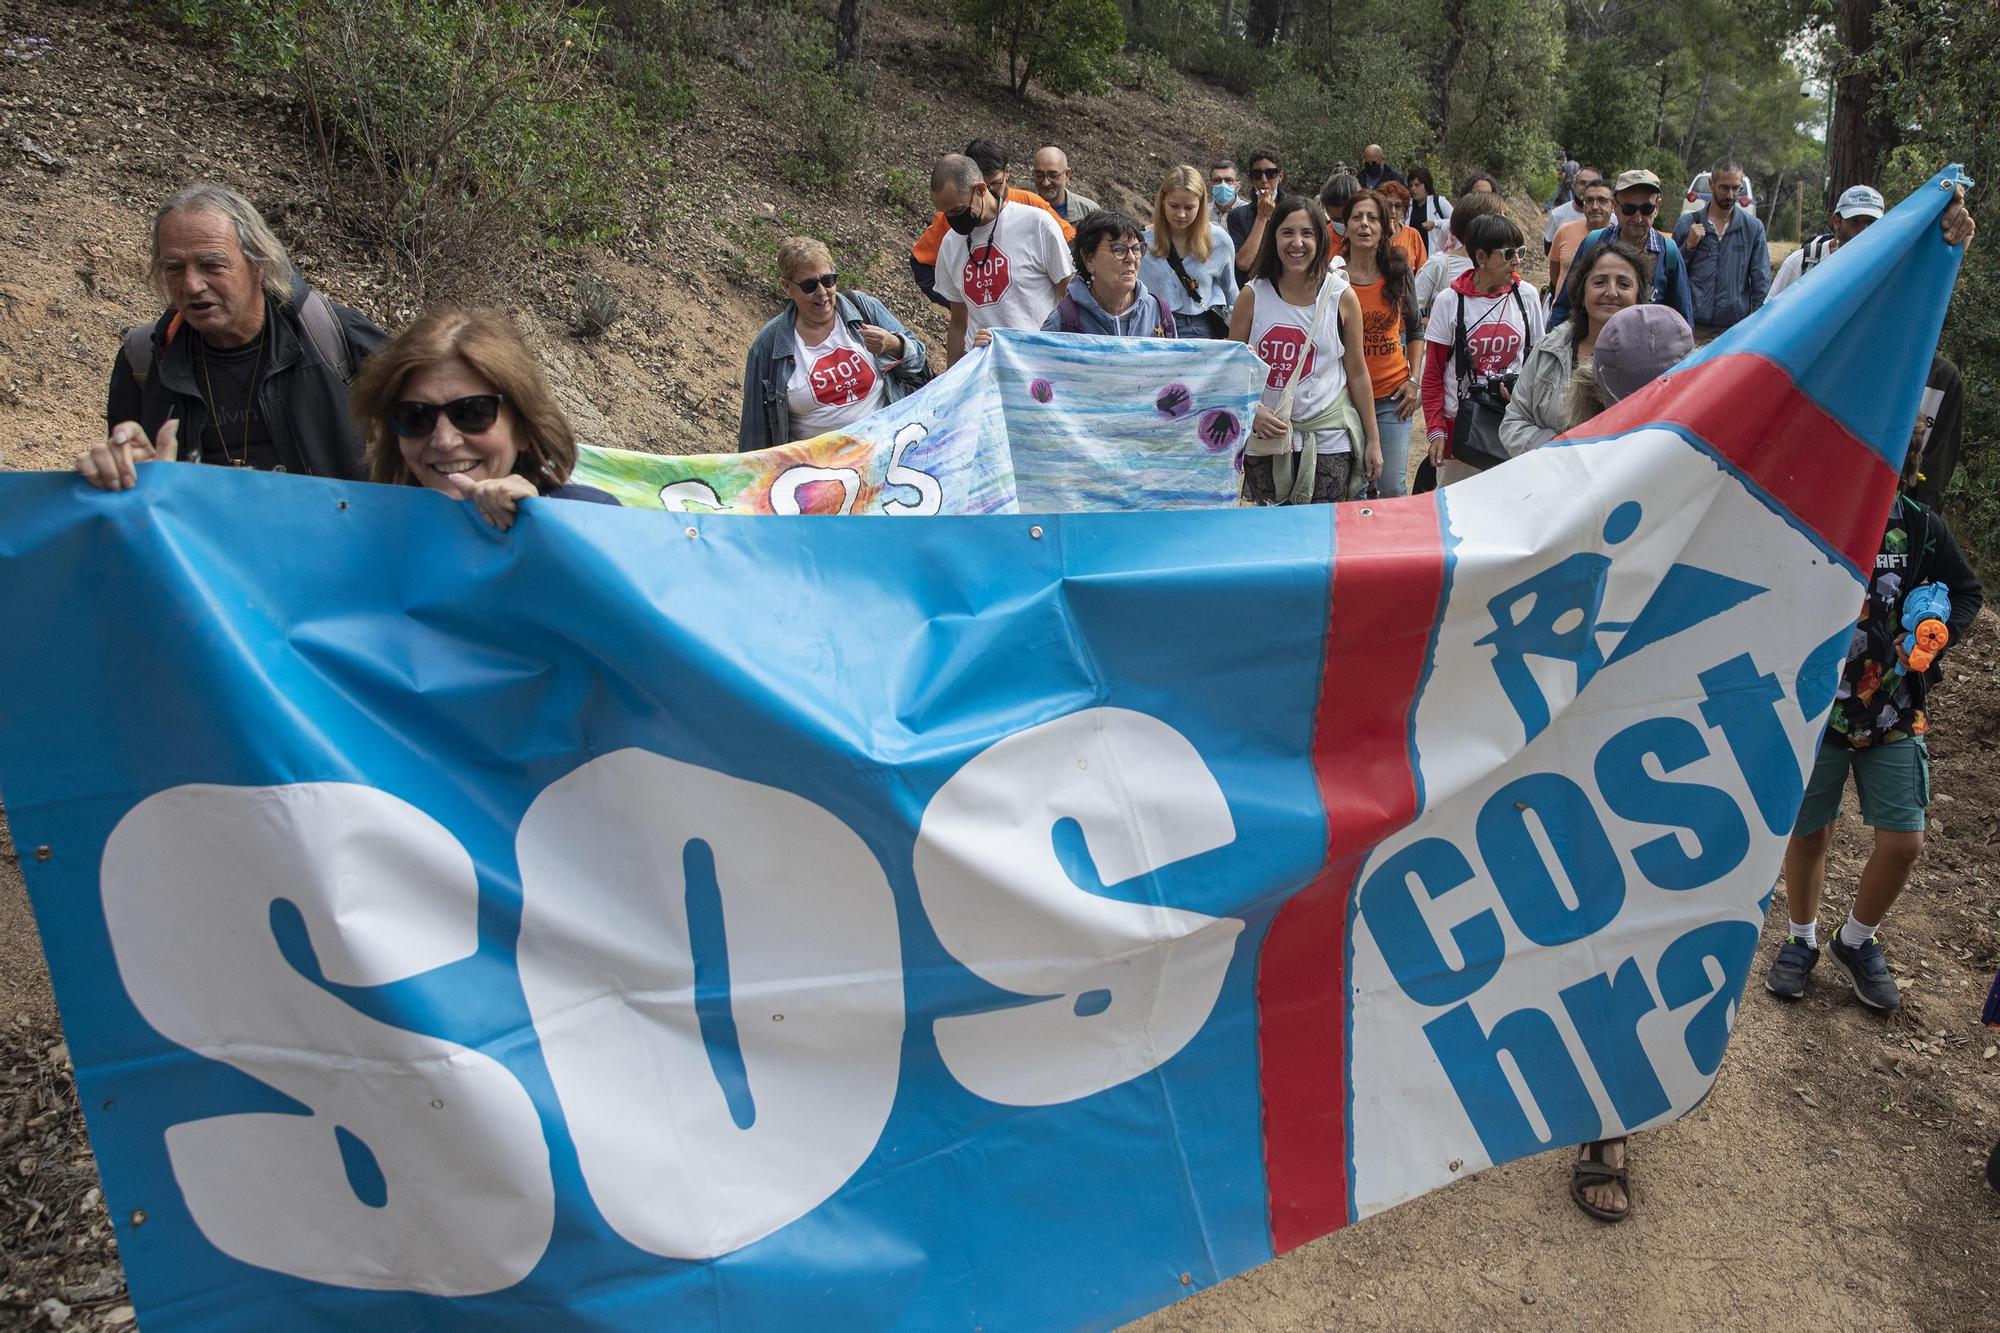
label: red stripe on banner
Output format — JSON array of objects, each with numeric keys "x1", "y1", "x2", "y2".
[
  {"x1": 1257, "y1": 497, "x2": 1446, "y2": 1254},
  {"x1": 1573, "y1": 352, "x2": 1897, "y2": 571}
]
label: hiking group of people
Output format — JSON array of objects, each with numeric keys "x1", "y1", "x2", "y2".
[{"x1": 64, "y1": 144, "x2": 1997, "y2": 1225}]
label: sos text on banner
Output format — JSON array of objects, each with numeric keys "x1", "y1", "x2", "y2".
[{"x1": 0, "y1": 170, "x2": 1968, "y2": 1331}]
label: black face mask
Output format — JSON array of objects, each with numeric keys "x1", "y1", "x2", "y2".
[{"x1": 944, "y1": 207, "x2": 979, "y2": 236}]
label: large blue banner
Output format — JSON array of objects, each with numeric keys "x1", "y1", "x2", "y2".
[{"x1": 0, "y1": 170, "x2": 1968, "y2": 1331}]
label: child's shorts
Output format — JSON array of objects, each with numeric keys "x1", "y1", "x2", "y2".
[{"x1": 1794, "y1": 735, "x2": 1929, "y2": 835}]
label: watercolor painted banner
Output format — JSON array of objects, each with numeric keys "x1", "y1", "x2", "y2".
[{"x1": 572, "y1": 330, "x2": 1258, "y2": 514}]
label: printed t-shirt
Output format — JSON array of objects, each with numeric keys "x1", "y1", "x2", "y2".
[
  {"x1": 1421, "y1": 278, "x2": 1542, "y2": 425},
  {"x1": 935, "y1": 201, "x2": 1075, "y2": 355},
  {"x1": 1349, "y1": 277, "x2": 1410, "y2": 398},
  {"x1": 1246, "y1": 276, "x2": 1350, "y2": 455},
  {"x1": 784, "y1": 319, "x2": 888, "y2": 440}
]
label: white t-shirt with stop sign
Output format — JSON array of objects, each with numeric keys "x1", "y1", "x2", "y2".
[
  {"x1": 935, "y1": 201, "x2": 1074, "y2": 355},
  {"x1": 1246, "y1": 276, "x2": 1352, "y2": 455},
  {"x1": 1422, "y1": 277, "x2": 1544, "y2": 425},
  {"x1": 785, "y1": 319, "x2": 889, "y2": 440}
]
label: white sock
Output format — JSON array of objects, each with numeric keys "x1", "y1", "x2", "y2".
[
  {"x1": 1839, "y1": 912, "x2": 1877, "y2": 949},
  {"x1": 1789, "y1": 920, "x2": 1818, "y2": 948}
]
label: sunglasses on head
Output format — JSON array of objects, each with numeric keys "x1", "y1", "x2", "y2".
[
  {"x1": 1620, "y1": 200, "x2": 1659, "y2": 216},
  {"x1": 388, "y1": 394, "x2": 505, "y2": 439},
  {"x1": 792, "y1": 272, "x2": 839, "y2": 292}
]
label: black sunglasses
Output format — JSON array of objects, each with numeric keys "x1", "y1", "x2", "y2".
[
  {"x1": 389, "y1": 394, "x2": 505, "y2": 439},
  {"x1": 792, "y1": 272, "x2": 839, "y2": 292},
  {"x1": 1247, "y1": 167, "x2": 1281, "y2": 179},
  {"x1": 1619, "y1": 200, "x2": 1659, "y2": 216}
]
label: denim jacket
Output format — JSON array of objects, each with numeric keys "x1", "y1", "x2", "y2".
[
  {"x1": 738, "y1": 291, "x2": 930, "y2": 452},
  {"x1": 1671, "y1": 208, "x2": 1770, "y2": 330},
  {"x1": 1138, "y1": 225, "x2": 1240, "y2": 320}
]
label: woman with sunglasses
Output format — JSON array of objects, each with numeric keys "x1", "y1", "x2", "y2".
[
  {"x1": 1044, "y1": 211, "x2": 1178, "y2": 338},
  {"x1": 1139, "y1": 166, "x2": 1238, "y2": 338},
  {"x1": 739, "y1": 237, "x2": 931, "y2": 451},
  {"x1": 352, "y1": 309, "x2": 617, "y2": 529},
  {"x1": 1419, "y1": 211, "x2": 1545, "y2": 486}
]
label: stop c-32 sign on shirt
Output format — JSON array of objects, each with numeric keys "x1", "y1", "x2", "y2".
[
  {"x1": 1465, "y1": 318, "x2": 1523, "y2": 376},
  {"x1": 1257, "y1": 325, "x2": 1315, "y2": 390},
  {"x1": 810, "y1": 348, "x2": 877, "y2": 407},
  {"x1": 963, "y1": 245, "x2": 1012, "y2": 306}
]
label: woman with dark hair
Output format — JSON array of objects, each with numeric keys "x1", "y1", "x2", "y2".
[
  {"x1": 1419, "y1": 210, "x2": 1544, "y2": 485},
  {"x1": 1499, "y1": 238, "x2": 1650, "y2": 455},
  {"x1": 1407, "y1": 166, "x2": 1451, "y2": 253},
  {"x1": 1457, "y1": 172, "x2": 1498, "y2": 197},
  {"x1": 1228, "y1": 196, "x2": 1381, "y2": 505},
  {"x1": 1344, "y1": 190, "x2": 1422, "y2": 496},
  {"x1": 1041, "y1": 211, "x2": 1176, "y2": 337},
  {"x1": 350, "y1": 308, "x2": 619, "y2": 529},
  {"x1": 1140, "y1": 166, "x2": 1238, "y2": 339}
]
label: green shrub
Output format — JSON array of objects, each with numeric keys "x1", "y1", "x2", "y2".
[
  {"x1": 597, "y1": 0, "x2": 703, "y2": 121},
  {"x1": 738, "y1": 4, "x2": 871, "y2": 191},
  {"x1": 956, "y1": 0, "x2": 1124, "y2": 98},
  {"x1": 1186, "y1": 34, "x2": 1269, "y2": 96},
  {"x1": 1116, "y1": 47, "x2": 1185, "y2": 103},
  {"x1": 881, "y1": 166, "x2": 929, "y2": 217}
]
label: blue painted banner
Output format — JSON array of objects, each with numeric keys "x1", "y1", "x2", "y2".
[
  {"x1": 0, "y1": 171, "x2": 1967, "y2": 1331},
  {"x1": 572, "y1": 331, "x2": 1258, "y2": 514}
]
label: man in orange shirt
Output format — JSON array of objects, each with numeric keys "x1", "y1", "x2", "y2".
[
  {"x1": 1546, "y1": 176, "x2": 1615, "y2": 310},
  {"x1": 910, "y1": 138, "x2": 1074, "y2": 307}
]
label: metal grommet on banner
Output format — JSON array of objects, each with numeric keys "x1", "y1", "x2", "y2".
[
  {"x1": 130, "y1": 1210, "x2": 147, "y2": 1228},
  {"x1": 1029, "y1": 525, "x2": 1044, "y2": 540},
  {"x1": 34, "y1": 845, "x2": 50, "y2": 862},
  {"x1": 684, "y1": 527, "x2": 698, "y2": 540},
  {"x1": 1359, "y1": 507, "x2": 1373, "y2": 516}
]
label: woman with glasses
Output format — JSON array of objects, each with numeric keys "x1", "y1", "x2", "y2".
[
  {"x1": 739, "y1": 236, "x2": 932, "y2": 451},
  {"x1": 351, "y1": 308, "x2": 618, "y2": 529},
  {"x1": 1419, "y1": 211, "x2": 1545, "y2": 486},
  {"x1": 1499, "y1": 239, "x2": 1650, "y2": 456},
  {"x1": 1139, "y1": 167, "x2": 1238, "y2": 339},
  {"x1": 1042, "y1": 211, "x2": 1178, "y2": 338}
]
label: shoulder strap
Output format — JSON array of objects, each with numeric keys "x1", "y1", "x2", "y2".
[
  {"x1": 297, "y1": 289, "x2": 354, "y2": 383},
  {"x1": 1154, "y1": 294, "x2": 1177, "y2": 338},
  {"x1": 1273, "y1": 275, "x2": 1343, "y2": 421},
  {"x1": 1452, "y1": 289, "x2": 1471, "y2": 386},
  {"x1": 1057, "y1": 294, "x2": 1082, "y2": 334},
  {"x1": 122, "y1": 321, "x2": 157, "y2": 390}
]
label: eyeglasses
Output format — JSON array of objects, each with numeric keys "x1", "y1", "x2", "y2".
[
  {"x1": 388, "y1": 394, "x2": 505, "y2": 438},
  {"x1": 1247, "y1": 167, "x2": 1281, "y2": 180},
  {"x1": 1619, "y1": 200, "x2": 1659, "y2": 217},
  {"x1": 791, "y1": 272, "x2": 839, "y2": 291},
  {"x1": 1104, "y1": 242, "x2": 1145, "y2": 261}
]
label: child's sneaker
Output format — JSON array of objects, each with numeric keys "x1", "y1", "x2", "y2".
[
  {"x1": 1828, "y1": 933, "x2": 1902, "y2": 1011},
  {"x1": 1763, "y1": 937, "x2": 1820, "y2": 999}
]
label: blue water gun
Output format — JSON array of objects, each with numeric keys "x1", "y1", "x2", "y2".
[{"x1": 1901, "y1": 583, "x2": 1951, "y2": 672}]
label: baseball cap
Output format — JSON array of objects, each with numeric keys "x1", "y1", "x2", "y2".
[
  {"x1": 1835, "y1": 185, "x2": 1885, "y2": 220},
  {"x1": 1592, "y1": 304, "x2": 1694, "y2": 405},
  {"x1": 1613, "y1": 169, "x2": 1661, "y2": 193}
]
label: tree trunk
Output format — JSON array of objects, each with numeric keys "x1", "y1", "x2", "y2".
[
  {"x1": 1825, "y1": 0, "x2": 1896, "y2": 209},
  {"x1": 1679, "y1": 70, "x2": 1713, "y2": 166},
  {"x1": 1219, "y1": 0, "x2": 1237, "y2": 38},
  {"x1": 1430, "y1": 0, "x2": 1470, "y2": 140},
  {"x1": 833, "y1": 0, "x2": 866, "y2": 73}
]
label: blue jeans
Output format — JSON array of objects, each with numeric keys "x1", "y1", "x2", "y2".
[{"x1": 1373, "y1": 395, "x2": 1414, "y2": 498}]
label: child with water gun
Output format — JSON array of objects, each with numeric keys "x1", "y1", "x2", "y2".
[{"x1": 1769, "y1": 455, "x2": 1983, "y2": 1013}]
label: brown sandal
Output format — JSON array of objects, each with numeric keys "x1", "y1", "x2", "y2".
[{"x1": 1569, "y1": 1137, "x2": 1631, "y2": 1223}]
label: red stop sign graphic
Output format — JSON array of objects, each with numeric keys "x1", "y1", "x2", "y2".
[
  {"x1": 962, "y1": 244, "x2": 1012, "y2": 306},
  {"x1": 809, "y1": 347, "x2": 877, "y2": 408},
  {"x1": 1464, "y1": 320, "x2": 1523, "y2": 377},
  {"x1": 1257, "y1": 324, "x2": 1316, "y2": 390}
]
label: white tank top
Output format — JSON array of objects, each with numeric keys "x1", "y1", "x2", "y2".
[{"x1": 1247, "y1": 275, "x2": 1350, "y2": 454}]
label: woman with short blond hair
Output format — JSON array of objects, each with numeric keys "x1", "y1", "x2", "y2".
[
  {"x1": 1140, "y1": 165, "x2": 1238, "y2": 338},
  {"x1": 740, "y1": 237, "x2": 930, "y2": 451}
]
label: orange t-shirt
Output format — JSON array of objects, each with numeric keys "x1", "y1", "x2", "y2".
[
  {"x1": 911, "y1": 188, "x2": 1074, "y2": 265},
  {"x1": 1349, "y1": 275, "x2": 1411, "y2": 398},
  {"x1": 1547, "y1": 218, "x2": 1591, "y2": 303}
]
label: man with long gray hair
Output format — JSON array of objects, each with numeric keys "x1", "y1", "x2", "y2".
[{"x1": 78, "y1": 182, "x2": 386, "y2": 488}]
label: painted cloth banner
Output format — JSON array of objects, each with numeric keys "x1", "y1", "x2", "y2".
[
  {"x1": 0, "y1": 172, "x2": 1965, "y2": 1332},
  {"x1": 573, "y1": 330, "x2": 1258, "y2": 514}
]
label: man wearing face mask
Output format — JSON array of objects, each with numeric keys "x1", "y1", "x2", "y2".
[
  {"x1": 908, "y1": 139, "x2": 1073, "y2": 309},
  {"x1": 1549, "y1": 169, "x2": 1693, "y2": 325},
  {"x1": 930, "y1": 152, "x2": 1074, "y2": 367},
  {"x1": 1209, "y1": 160, "x2": 1239, "y2": 215}
]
